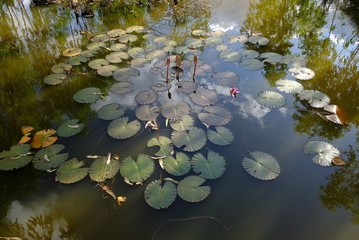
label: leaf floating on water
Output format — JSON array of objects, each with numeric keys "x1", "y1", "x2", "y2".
[
  {"x1": 185, "y1": 38, "x2": 204, "y2": 48},
  {"x1": 57, "y1": 119, "x2": 84, "y2": 137},
  {"x1": 175, "y1": 81, "x2": 198, "y2": 93},
  {"x1": 298, "y1": 90, "x2": 330, "y2": 108},
  {"x1": 131, "y1": 58, "x2": 150, "y2": 67},
  {"x1": 62, "y1": 48, "x2": 82, "y2": 57},
  {"x1": 128, "y1": 47, "x2": 146, "y2": 57},
  {"x1": 109, "y1": 81, "x2": 134, "y2": 95},
  {"x1": 147, "y1": 136, "x2": 173, "y2": 157},
  {"x1": 105, "y1": 52, "x2": 129, "y2": 63},
  {"x1": 119, "y1": 154, "x2": 154, "y2": 184},
  {"x1": 275, "y1": 79, "x2": 304, "y2": 93},
  {"x1": 110, "y1": 43, "x2": 128, "y2": 52},
  {"x1": 198, "y1": 106, "x2": 233, "y2": 126},
  {"x1": 212, "y1": 71, "x2": 240, "y2": 86},
  {"x1": 240, "y1": 58, "x2": 265, "y2": 71},
  {"x1": 145, "y1": 49, "x2": 166, "y2": 60},
  {"x1": 143, "y1": 33, "x2": 155, "y2": 40},
  {"x1": 135, "y1": 90, "x2": 158, "y2": 105},
  {"x1": 97, "y1": 103, "x2": 126, "y2": 120},
  {"x1": 171, "y1": 127, "x2": 207, "y2": 152},
  {"x1": 260, "y1": 52, "x2": 283, "y2": 63},
  {"x1": 332, "y1": 156, "x2": 345, "y2": 166},
  {"x1": 107, "y1": 117, "x2": 141, "y2": 140},
  {"x1": 126, "y1": 25, "x2": 145, "y2": 33},
  {"x1": 135, "y1": 105, "x2": 160, "y2": 121},
  {"x1": 177, "y1": 175, "x2": 210, "y2": 203},
  {"x1": 192, "y1": 151, "x2": 226, "y2": 180},
  {"x1": 204, "y1": 37, "x2": 223, "y2": 46},
  {"x1": 33, "y1": 144, "x2": 68, "y2": 170},
  {"x1": 88, "y1": 58, "x2": 109, "y2": 70},
  {"x1": 145, "y1": 180, "x2": 177, "y2": 209},
  {"x1": 324, "y1": 105, "x2": 350, "y2": 124},
  {"x1": 289, "y1": 67, "x2": 315, "y2": 80},
  {"x1": 170, "y1": 114, "x2": 195, "y2": 132},
  {"x1": 0, "y1": 144, "x2": 32, "y2": 170},
  {"x1": 86, "y1": 42, "x2": 107, "y2": 51},
  {"x1": 161, "y1": 101, "x2": 191, "y2": 120},
  {"x1": 89, "y1": 156, "x2": 120, "y2": 182},
  {"x1": 97, "y1": 65, "x2": 119, "y2": 77},
  {"x1": 256, "y1": 91, "x2": 286, "y2": 108},
  {"x1": 73, "y1": 87, "x2": 103, "y2": 103},
  {"x1": 31, "y1": 129, "x2": 57, "y2": 149},
  {"x1": 107, "y1": 28, "x2": 126, "y2": 38},
  {"x1": 153, "y1": 36, "x2": 167, "y2": 44},
  {"x1": 192, "y1": 29, "x2": 207, "y2": 36},
  {"x1": 91, "y1": 34, "x2": 110, "y2": 43},
  {"x1": 164, "y1": 40, "x2": 177, "y2": 47},
  {"x1": 189, "y1": 88, "x2": 219, "y2": 106},
  {"x1": 240, "y1": 50, "x2": 259, "y2": 59},
  {"x1": 207, "y1": 126, "x2": 234, "y2": 146},
  {"x1": 56, "y1": 158, "x2": 89, "y2": 184},
  {"x1": 304, "y1": 140, "x2": 340, "y2": 167},
  {"x1": 163, "y1": 152, "x2": 191, "y2": 176},
  {"x1": 242, "y1": 151, "x2": 280, "y2": 180},
  {"x1": 67, "y1": 56, "x2": 88, "y2": 66},
  {"x1": 44, "y1": 74, "x2": 67, "y2": 85},
  {"x1": 51, "y1": 63, "x2": 72, "y2": 74},
  {"x1": 116, "y1": 67, "x2": 140, "y2": 77},
  {"x1": 248, "y1": 36, "x2": 269, "y2": 45},
  {"x1": 151, "y1": 81, "x2": 172, "y2": 92}
]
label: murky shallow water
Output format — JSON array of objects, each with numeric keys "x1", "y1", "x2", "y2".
[{"x1": 0, "y1": 0, "x2": 358, "y2": 239}]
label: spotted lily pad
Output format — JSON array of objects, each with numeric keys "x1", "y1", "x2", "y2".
[
  {"x1": 0, "y1": 144, "x2": 32, "y2": 170},
  {"x1": 147, "y1": 136, "x2": 173, "y2": 157},
  {"x1": 207, "y1": 126, "x2": 234, "y2": 145},
  {"x1": 57, "y1": 119, "x2": 84, "y2": 137},
  {"x1": 119, "y1": 154, "x2": 154, "y2": 183},
  {"x1": 135, "y1": 90, "x2": 158, "y2": 104},
  {"x1": 198, "y1": 106, "x2": 232, "y2": 126},
  {"x1": 145, "y1": 180, "x2": 177, "y2": 209},
  {"x1": 242, "y1": 151, "x2": 280, "y2": 180},
  {"x1": 192, "y1": 151, "x2": 226, "y2": 179},
  {"x1": 189, "y1": 88, "x2": 219, "y2": 106},
  {"x1": 97, "y1": 103, "x2": 126, "y2": 120},
  {"x1": 107, "y1": 117, "x2": 141, "y2": 139},
  {"x1": 51, "y1": 63, "x2": 72, "y2": 73},
  {"x1": 161, "y1": 101, "x2": 191, "y2": 120},
  {"x1": 88, "y1": 59, "x2": 109, "y2": 70},
  {"x1": 73, "y1": 87, "x2": 103, "y2": 103},
  {"x1": 275, "y1": 79, "x2": 304, "y2": 93},
  {"x1": 289, "y1": 67, "x2": 315, "y2": 80},
  {"x1": 256, "y1": 91, "x2": 286, "y2": 108},
  {"x1": 135, "y1": 105, "x2": 160, "y2": 121},
  {"x1": 33, "y1": 144, "x2": 69, "y2": 170},
  {"x1": 212, "y1": 71, "x2": 240, "y2": 86},
  {"x1": 44, "y1": 74, "x2": 67, "y2": 85},
  {"x1": 171, "y1": 127, "x2": 207, "y2": 152},
  {"x1": 177, "y1": 176, "x2": 210, "y2": 202},
  {"x1": 56, "y1": 158, "x2": 89, "y2": 184},
  {"x1": 62, "y1": 48, "x2": 82, "y2": 57},
  {"x1": 298, "y1": 90, "x2": 330, "y2": 108},
  {"x1": 304, "y1": 140, "x2": 340, "y2": 166},
  {"x1": 170, "y1": 115, "x2": 195, "y2": 132},
  {"x1": 163, "y1": 152, "x2": 191, "y2": 176},
  {"x1": 109, "y1": 82, "x2": 134, "y2": 95},
  {"x1": 89, "y1": 156, "x2": 120, "y2": 182}
]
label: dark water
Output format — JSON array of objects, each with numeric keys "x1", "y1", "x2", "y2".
[{"x1": 0, "y1": 0, "x2": 358, "y2": 239}]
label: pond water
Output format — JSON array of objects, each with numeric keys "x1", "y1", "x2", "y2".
[{"x1": 0, "y1": 0, "x2": 358, "y2": 239}]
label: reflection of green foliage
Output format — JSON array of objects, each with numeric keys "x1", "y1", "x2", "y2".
[{"x1": 320, "y1": 147, "x2": 359, "y2": 224}]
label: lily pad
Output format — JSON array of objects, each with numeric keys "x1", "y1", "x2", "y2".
[
  {"x1": 256, "y1": 91, "x2": 286, "y2": 108},
  {"x1": 131, "y1": 58, "x2": 150, "y2": 67},
  {"x1": 56, "y1": 158, "x2": 89, "y2": 184},
  {"x1": 89, "y1": 156, "x2": 120, "y2": 182},
  {"x1": 80, "y1": 50, "x2": 97, "y2": 57},
  {"x1": 304, "y1": 140, "x2": 340, "y2": 166},
  {"x1": 205, "y1": 37, "x2": 223, "y2": 46},
  {"x1": 118, "y1": 34, "x2": 138, "y2": 43},
  {"x1": 116, "y1": 67, "x2": 140, "y2": 77},
  {"x1": 146, "y1": 43, "x2": 158, "y2": 50},
  {"x1": 97, "y1": 103, "x2": 126, "y2": 120},
  {"x1": 175, "y1": 81, "x2": 198, "y2": 93},
  {"x1": 0, "y1": 144, "x2": 33, "y2": 170},
  {"x1": 144, "y1": 180, "x2": 177, "y2": 209},
  {"x1": 170, "y1": 114, "x2": 195, "y2": 132},
  {"x1": 107, "y1": 28, "x2": 126, "y2": 38},
  {"x1": 161, "y1": 101, "x2": 191, "y2": 120},
  {"x1": 171, "y1": 127, "x2": 207, "y2": 152},
  {"x1": 135, "y1": 105, "x2": 160, "y2": 121},
  {"x1": 135, "y1": 90, "x2": 158, "y2": 105},
  {"x1": 51, "y1": 63, "x2": 72, "y2": 73},
  {"x1": 164, "y1": 40, "x2": 177, "y2": 47},
  {"x1": 147, "y1": 136, "x2": 173, "y2": 157},
  {"x1": 109, "y1": 81, "x2": 134, "y2": 95},
  {"x1": 107, "y1": 117, "x2": 141, "y2": 139},
  {"x1": 31, "y1": 129, "x2": 57, "y2": 149},
  {"x1": 216, "y1": 45, "x2": 228, "y2": 52},
  {"x1": 62, "y1": 48, "x2": 82, "y2": 57},
  {"x1": 163, "y1": 152, "x2": 191, "y2": 176},
  {"x1": 33, "y1": 144, "x2": 69, "y2": 170},
  {"x1": 240, "y1": 58, "x2": 265, "y2": 71},
  {"x1": 210, "y1": 30, "x2": 226, "y2": 37},
  {"x1": 145, "y1": 49, "x2": 166, "y2": 60},
  {"x1": 143, "y1": 33, "x2": 155, "y2": 40},
  {"x1": 198, "y1": 106, "x2": 232, "y2": 126},
  {"x1": 275, "y1": 79, "x2": 304, "y2": 93},
  {"x1": 126, "y1": 25, "x2": 145, "y2": 33},
  {"x1": 153, "y1": 36, "x2": 167, "y2": 43},
  {"x1": 260, "y1": 52, "x2": 283, "y2": 63},
  {"x1": 119, "y1": 154, "x2": 154, "y2": 183},
  {"x1": 88, "y1": 58, "x2": 109, "y2": 70},
  {"x1": 240, "y1": 50, "x2": 259, "y2": 59},
  {"x1": 128, "y1": 47, "x2": 146, "y2": 57},
  {"x1": 248, "y1": 36, "x2": 269, "y2": 45},
  {"x1": 207, "y1": 126, "x2": 234, "y2": 146},
  {"x1": 97, "y1": 65, "x2": 119, "y2": 77},
  {"x1": 185, "y1": 38, "x2": 204, "y2": 48},
  {"x1": 192, "y1": 29, "x2": 207, "y2": 36},
  {"x1": 228, "y1": 34, "x2": 248, "y2": 44},
  {"x1": 106, "y1": 52, "x2": 129, "y2": 63},
  {"x1": 298, "y1": 90, "x2": 330, "y2": 108},
  {"x1": 192, "y1": 151, "x2": 226, "y2": 179},
  {"x1": 91, "y1": 34, "x2": 110, "y2": 42},
  {"x1": 212, "y1": 71, "x2": 240, "y2": 86},
  {"x1": 44, "y1": 74, "x2": 67, "y2": 85},
  {"x1": 242, "y1": 151, "x2": 280, "y2": 180},
  {"x1": 151, "y1": 81, "x2": 172, "y2": 92},
  {"x1": 57, "y1": 119, "x2": 84, "y2": 137},
  {"x1": 66, "y1": 56, "x2": 88, "y2": 66},
  {"x1": 177, "y1": 176, "x2": 210, "y2": 202},
  {"x1": 86, "y1": 42, "x2": 107, "y2": 51},
  {"x1": 112, "y1": 71, "x2": 133, "y2": 82},
  {"x1": 189, "y1": 88, "x2": 219, "y2": 106},
  {"x1": 110, "y1": 43, "x2": 128, "y2": 52},
  {"x1": 289, "y1": 67, "x2": 315, "y2": 80},
  {"x1": 73, "y1": 87, "x2": 103, "y2": 103},
  {"x1": 189, "y1": 64, "x2": 214, "y2": 76}
]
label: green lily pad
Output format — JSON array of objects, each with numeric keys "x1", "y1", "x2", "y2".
[
  {"x1": 189, "y1": 64, "x2": 214, "y2": 76},
  {"x1": 175, "y1": 46, "x2": 190, "y2": 54},
  {"x1": 298, "y1": 90, "x2": 330, "y2": 108},
  {"x1": 116, "y1": 67, "x2": 140, "y2": 77},
  {"x1": 146, "y1": 43, "x2": 158, "y2": 50},
  {"x1": 105, "y1": 52, "x2": 129, "y2": 63},
  {"x1": 89, "y1": 156, "x2": 120, "y2": 182},
  {"x1": 205, "y1": 37, "x2": 223, "y2": 46},
  {"x1": 210, "y1": 30, "x2": 226, "y2": 37},
  {"x1": 280, "y1": 54, "x2": 297, "y2": 64},
  {"x1": 44, "y1": 73, "x2": 67, "y2": 85},
  {"x1": 119, "y1": 34, "x2": 138, "y2": 43},
  {"x1": 33, "y1": 144, "x2": 69, "y2": 170},
  {"x1": 97, "y1": 103, "x2": 126, "y2": 120},
  {"x1": 170, "y1": 114, "x2": 194, "y2": 132},
  {"x1": 248, "y1": 36, "x2": 269, "y2": 45},
  {"x1": 145, "y1": 180, "x2": 177, "y2": 209},
  {"x1": 164, "y1": 40, "x2": 177, "y2": 47},
  {"x1": 110, "y1": 43, "x2": 128, "y2": 52},
  {"x1": 91, "y1": 34, "x2": 110, "y2": 42},
  {"x1": 256, "y1": 91, "x2": 286, "y2": 108},
  {"x1": 73, "y1": 87, "x2": 103, "y2": 103},
  {"x1": 151, "y1": 81, "x2": 172, "y2": 92},
  {"x1": 57, "y1": 119, "x2": 84, "y2": 137},
  {"x1": 275, "y1": 79, "x2": 304, "y2": 93},
  {"x1": 135, "y1": 90, "x2": 158, "y2": 104},
  {"x1": 87, "y1": 42, "x2": 107, "y2": 51},
  {"x1": 189, "y1": 88, "x2": 219, "y2": 106},
  {"x1": 107, "y1": 28, "x2": 126, "y2": 38},
  {"x1": 126, "y1": 25, "x2": 145, "y2": 33},
  {"x1": 192, "y1": 29, "x2": 207, "y2": 36},
  {"x1": 161, "y1": 101, "x2": 191, "y2": 120},
  {"x1": 143, "y1": 33, "x2": 155, "y2": 40},
  {"x1": 56, "y1": 158, "x2": 89, "y2": 184},
  {"x1": 192, "y1": 151, "x2": 226, "y2": 179},
  {"x1": 88, "y1": 58, "x2": 109, "y2": 70},
  {"x1": 240, "y1": 58, "x2": 265, "y2": 71},
  {"x1": 51, "y1": 63, "x2": 72, "y2": 73},
  {"x1": 207, "y1": 126, "x2": 234, "y2": 146},
  {"x1": 119, "y1": 154, "x2": 154, "y2": 183},
  {"x1": 145, "y1": 49, "x2": 166, "y2": 60},
  {"x1": 131, "y1": 58, "x2": 150, "y2": 67},
  {"x1": 162, "y1": 46, "x2": 174, "y2": 53},
  {"x1": 177, "y1": 176, "x2": 210, "y2": 202},
  {"x1": 228, "y1": 34, "x2": 248, "y2": 44},
  {"x1": 128, "y1": 47, "x2": 146, "y2": 57},
  {"x1": 135, "y1": 105, "x2": 160, "y2": 121},
  {"x1": 198, "y1": 106, "x2": 232, "y2": 126},
  {"x1": 0, "y1": 144, "x2": 32, "y2": 171},
  {"x1": 175, "y1": 81, "x2": 198, "y2": 93},
  {"x1": 97, "y1": 65, "x2": 119, "y2": 77},
  {"x1": 66, "y1": 56, "x2": 88, "y2": 66},
  {"x1": 260, "y1": 52, "x2": 283, "y2": 63},
  {"x1": 163, "y1": 152, "x2": 191, "y2": 176},
  {"x1": 171, "y1": 127, "x2": 207, "y2": 152},
  {"x1": 107, "y1": 117, "x2": 141, "y2": 139},
  {"x1": 80, "y1": 50, "x2": 97, "y2": 57},
  {"x1": 304, "y1": 140, "x2": 340, "y2": 166},
  {"x1": 185, "y1": 38, "x2": 204, "y2": 48},
  {"x1": 109, "y1": 81, "x2": 134, "y2": 95},
  {"x1": 147, "y1": 136, "x2": 173, "y2": 157},
  {"x1": 242, "y1": 151, "x2": 280, "y2": 180},
  {"x1": 289, "y1": 67, "x2": 315, "y2": 80},
  {"x1": 216, "y1": 45, "x2": 228, "y2": 52},
  {"x1": 153, "y1": 36, "x2": 167, "y2": 43},
  {"x1": 240, "y1": 50, "x2": 259, "y2": 59},
  {"x1": 212, "y1": 71, "x2": 240, "y2": 86},
  {"x1": 112, "y1": 71, "x2": 133, "y2": 82}
]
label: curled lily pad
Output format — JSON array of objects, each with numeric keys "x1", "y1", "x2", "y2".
[
  {"x1": 212, "y1": 71, "x2": 240, "y2": 86},
  {"x1": 97, "y1": 103, "x2": 126, "y2": 120},
  {"x1": 66, "y1": 56, "x2": 88, "y2": 66},
  {"x1": 51, "y1": 63, "x2": 72, "y2": 73},
  {"x1": 198, "y1": 106, "x2": 232, "y2": 126},
  {"x1": 161, "y1": 101, "x2": 191, "y2": 120},
  {"x1": 135, "y1": 90, "x2": 158, "y2": 104},
  {"x1": 275, "y1": 79, "x2": 304, "y2": 93},
  {"x1": 177, "y1": 176, "x2": 210, "y2": 202},
  {"x1": 88, "y1": 58, "x2": 109, "y2": 70},
  {"x1": 171, "y1": 127, "x2": 207, "y2": 152},
  {"x1": 33, "y1": 144, "x2": 69, "y2": 170},
  {"x1": 62, "y1": 48, "x2": 82, "y2": 57},
  {"x1": 125, "y1": 25, "x2": 145, "y2": 33},
  {"x1": 145, "y1": 49, "x2": 166, "y2": 60},
  {"x1": 298, "y1": 90, "x2": 330, "y2": 108},
  {"x1": 116, "y1": 67, "x2": 140, "y2": 77},
  {"x1": 145, "y1": 180, "x2": 177, "y2": 209},
  {"x1": 73, "y1": 87, "x2": 103, "y2": 103},
  {"x1": 248, "y1": 36, "x2": 269, "y2": 45},
  {"x1": 86, "y1": 42, "x2": 107, "y2": 51},
  {"x1": 97, "y1": 65, "x2": 119, "y2": 77},
  {"x1": 135, "y1": 105, "x2": 160, "y2": 121},
  {"x1": 151, "y1": 81, "x2": 172, "y2": 92},
  {"x1": 163, "y1": 152, "x2": 191, "y2": 176},
  {"x1": 119, "y1": 34, "x2": 138, "y2": 43},
  {"x1": 57, "y1": 119, "x2": 84, "y2": 137},
  {"x1": 89, "y1": 156, "x2": 120, "y2": 182},
  {"x1": 170, "y1": 114, "x2": 194, "y2": 132},
  {"x1": 0, "y1": 144, "x2": 32, "y2": 170},
  {"x1": 207, "y1": 126, "x2": 234, "y2": 146},
  {"x1": 189, "y1": 88, "x2": 219, "y2": 106},
  {"x1": 289, "y1": 67, "x2": 315, "y2": 80},
  {"x1": 175, "y1": 81, "x2": 198, "y2": 93},
  {"x1": 106, "y1": 52, "x2": 129, "y2": 63},
  {"x1": 110, "y1": 43, "x2": 128, "y2": 52},
  {"x1": 128, "y1": 47, "x2": 146, "y2": 57},
  {"x1": 241, "y1": 50, "x2": 259, "y2": 59},
  {"x1": 304, "y1": 140, "x2": 340, "y2": 166},
  {"x1": 192, "y1": 151, "x2": 226, "y2": 179},
  {"x1": 131, "y1": 58, "x2": 150, "y2": 67},
  {"x1": 107, "y1": 117, "x2": 141, "y2": 139},
  {"x1": 107, "y1": 28, "x2": 126, "y2": 38},
  {"x1": 109, "y1": 81, "x2": 134, "y2": 95},
  {"x1": 256, "y1": 91, "x2": 286, "y2": 108},
  {"x1": 119, "y1": 154, "x2": 154, "y2": 183},
  {"x1": 56, "y1": 158, "x2": 89, "y2": 184},
  {"x1": 44, "y1": 74, "x2": 67, "y2": 85},
  {"x1": 147, "y1": 136, "x2": 173, "y2": 157},
  {"x1": 240, "y1": 58, "x2": 265, "y2": 71},
  {"x1": 242, "y1": 151, "x2": 280, "y2": 180}
]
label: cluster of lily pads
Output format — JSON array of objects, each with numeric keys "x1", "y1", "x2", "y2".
[{"x1": 0, "y1": 25, "x2": 345, "y2": 209}]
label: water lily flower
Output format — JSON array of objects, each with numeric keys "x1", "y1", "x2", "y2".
[{"x1": 230, "y1": 87, "x2": 239, "y2": 97}]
